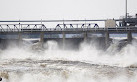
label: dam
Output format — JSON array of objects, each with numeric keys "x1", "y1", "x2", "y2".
[{"x1": 0, "y1": 17, "x2": 137, "y2": 49}]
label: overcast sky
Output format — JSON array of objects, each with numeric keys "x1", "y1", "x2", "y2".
[{"x1": 0, "y1": 0, "x2": 137, "y2": 20}]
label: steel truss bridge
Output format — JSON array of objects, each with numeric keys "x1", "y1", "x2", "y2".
[
  {"x1": 0, "y1": 23, "x2": 100, "y2": 33},
  {"x1": 0, "y1": 23, "x2": 136, "y2": 33},
  {"x1": 0, "y1": 20, "x2": 135, "y2": 45}
]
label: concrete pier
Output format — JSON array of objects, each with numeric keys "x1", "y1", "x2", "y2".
[
  {"x1": 127, "y1": 31, "x2": 132, "y2": 43},
  {"x1": 105, "y1": 31, "x2": 110, "y2": 47},
  {"x1": 18, "y1": 32, "x2": 22, "y2": 45},
  {"x1": 62, "y1": 31, "x2": 66, "y2": 49},
  {"x1": 84, "y1": 32, "x2": 88, "y2": 42},
  {"x1": 40, "y1": 32, "x2": 44, "y2": 47}
]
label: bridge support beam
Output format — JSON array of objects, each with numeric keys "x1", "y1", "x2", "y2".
[
  {"x1": 40, "y1": 32, "x2": 44, "y2": 47},
  {"x1": 62, "y1": 32, "x2": 66, "y2": 49},
  {"x1": 105, "y1": 31, "x2": 110, "y2": 47},
  {"x1": 127, "y1": 31, "x2": 132, "y2": 43}
]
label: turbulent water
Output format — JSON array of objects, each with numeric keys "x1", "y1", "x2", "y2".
[{"x1": 1, "y1": 39, "x2": 137, "y2": 82}]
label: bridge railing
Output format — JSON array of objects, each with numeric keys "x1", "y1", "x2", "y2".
[
  {"x1": 0, "y1": 24, "x2": 47, "y2": 32},
  {"x1": 0, "y1": 23, "x2": 137, "y2": 32}
]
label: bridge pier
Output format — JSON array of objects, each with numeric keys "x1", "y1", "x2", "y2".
[
  {"x1": 84, "y1": 32, "x2": 88, "y2": 42},
  {"x1": 127, "y1": 31, "x2": 132, "y2": 43},
  {"x1": 18, "y1": 32, "x2": 22, "y2": 46},
  {"x1": 40, "y1": 32, "x2": 44, "y2": 45},
  {"x1": 105, "y1": 31, "x2": 110, "y2": 47},
  {"x1": 62, "y1": 32, "x2": 66, "y2": 49}
]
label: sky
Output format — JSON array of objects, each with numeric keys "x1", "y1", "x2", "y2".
[{"x1": 0, "y1": 0, "x2": 137, "y2": 20}]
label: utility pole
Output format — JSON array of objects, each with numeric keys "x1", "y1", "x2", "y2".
[{"x1": 125, "y1": 0, "x2": 127, "y2": 19}]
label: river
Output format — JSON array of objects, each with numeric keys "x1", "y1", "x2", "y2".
[{"x1": 0, "y1": 40, "x2": 137, "y2": 82}]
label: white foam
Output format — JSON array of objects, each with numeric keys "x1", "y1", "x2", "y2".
[{"x1": 1, "y1": 40, "x2": 137, "y2": 82}]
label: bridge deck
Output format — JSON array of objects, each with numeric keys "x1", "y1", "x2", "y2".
[
  {"x1": 0, "y1": 23, "x2": 136, "y2": 34},
  {"x1": 0, "y1": 27, "x2": 137, "y2": 34}
]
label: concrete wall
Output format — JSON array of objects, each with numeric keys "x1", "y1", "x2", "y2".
[{"x1": 105, "y1": 19, "x2": 116, "y2": 28}]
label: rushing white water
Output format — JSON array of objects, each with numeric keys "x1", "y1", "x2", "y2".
[{"x1": 0, "y1": 39, "x2": 137, "y2": 82}]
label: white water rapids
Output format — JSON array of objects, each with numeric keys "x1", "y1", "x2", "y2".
[{"x1": 0, "y1": 39, "x2": 137, "y2": 82}]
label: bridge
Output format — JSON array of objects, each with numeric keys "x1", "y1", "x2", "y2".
[{"x1": 0, "y1": 20, "x2": 136, "y2": 49}]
